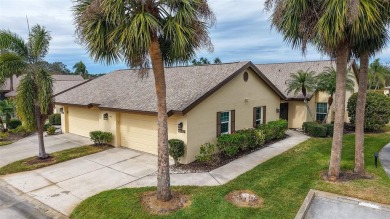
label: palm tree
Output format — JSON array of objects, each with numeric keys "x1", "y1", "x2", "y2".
[
  {"x1": 0, "y1": 25, "x2": 53, "y2": 159},
  {"x1": 73, "y1": 0, "x2": 214, "y2": 201},
  {"x1": 285, "y1": 70, "x2": 316, "y2": 121},
  {"x1": 73, "y1": 61, "x2": 88, "y2": 78},
  {"x1": 368, "y1": 59, "x2": 390, "y2": 90},
  {"x1": 265, "y1": 0, "x2": 387, "y2": 180},
  {"x1": 316, "y1": 67, "x2": 355, "y2": 123},
  {"x1": 351, "y1": 6, "x2": 390, "y2": 176}
]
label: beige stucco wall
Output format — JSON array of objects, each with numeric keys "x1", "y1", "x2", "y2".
[
  {"x1": 287, "y1": 101, "x2": 308, "y2": 129},
  {"x1": 183, "y1": 68, "x2": 281, "y2": 164}
]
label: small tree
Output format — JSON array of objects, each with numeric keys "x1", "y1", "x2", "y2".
[
  {"x1": 347, "y1": 92, "x2": 390, "y2": 131},
  {"x1": 286, "y1": 70, "x2": 316, "y2": 121},
  {"x1": 73, "y1": 61, "x2": 88, "y2": 78},
  {"x1": 316, "y1": 67, "x2": 355, "y2": 123},
  {"x1": 168, "y1": 139, "x2": 185, "y2": 166}
]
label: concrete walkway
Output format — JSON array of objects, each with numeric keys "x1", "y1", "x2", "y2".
[
  {"x1": 379, "y1": 143, "x2": 390, "y2": 177},
  {"x1": 1, "y1": 130, "x2": 309, "y2": 217},
  {"x1": 0, "y1": 133, "x2": 93, "y2": 168}
]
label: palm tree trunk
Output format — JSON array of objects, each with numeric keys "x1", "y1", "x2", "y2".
[
  {"x1": 35, "y1": 103, "x2": 47, "y2": 159},
  {"x1": 354, "y1": 52, "x2": 369, "y2": 176},
  {"x1": 10, "y1": 76, "x2": 13, "y2": 91},
  {"x1": 149, "y1": 34, "x2": 171, "y2": 202},
  {"x1": 328, "y1": 43, "x2": 349, "y2": 180},
  {"x1": 304, "y1": 97, "x2": 315, "y2": 121}
]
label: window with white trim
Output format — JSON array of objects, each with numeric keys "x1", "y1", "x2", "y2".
[
  {"x1": 220, "y1": 111, "x2": 230, "y2": 135},
  {"x1": 316, "y1": 103, "x2": 327, "y2": 122},
  {"x1": 255, "y1": 107, "x2": 262, "y2": 126}
]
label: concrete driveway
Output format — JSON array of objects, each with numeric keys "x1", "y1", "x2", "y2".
[
  {"x1": 0, "y1": 133, "x2": 93, "y2": 168},
  {"x1": 1, "y1": 148, "x2": 159, "y2": 216}
]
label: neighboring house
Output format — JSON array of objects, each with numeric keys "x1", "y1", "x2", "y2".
[
  {"x1": 384, "y1": 86, "x2": 390, "y2": 97},
  {"x1": 54, "y1": 60, "x2": 358, "y2": 163},
  {"x1": 3, "y1": 75, "x2": 89, "y2": 113},
  {"x1": 256, "y1": 61, "x2": 358, "y2": 128}
]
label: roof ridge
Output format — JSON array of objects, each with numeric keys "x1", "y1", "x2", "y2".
[
  {"x1": 255, "y1": 60, "x2": 333, "y2": 65},
  {"x1": 113, "y1": 61, "x2": 249, "y2": 72}
]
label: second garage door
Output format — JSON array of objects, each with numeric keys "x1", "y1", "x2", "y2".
[
  {"x1": 120, "y1": 113, "x2": 177, "y2": 154},
  {"x1": 68, "y1": 107, "x2": 100, "y2": 137}
]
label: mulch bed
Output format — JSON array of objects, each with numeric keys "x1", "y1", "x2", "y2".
[
  {"x1": 225, "y1": 190, "x2": 263, "y2": 208},
  {"x1": 6, "y1": 132, "x2": 33, "y2": 142},
  {"x1": 141, "y1": 191, "x2": 191, "y2": 215},
  {"x1": 170, "y1": 135, "x2": 287, "y2": 173},
  {"x1": 321, "y1": 170, "x2": 374, "y2": 182},
  {"x1": 23, "y1": 156, "x2": 55, "y2": 165}
]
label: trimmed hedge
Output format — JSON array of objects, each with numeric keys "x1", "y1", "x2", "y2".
[
  {"x1": 347, "y1": 92, "x2": 390, "y2": 131},
  {"x1": 216, "y1": 128, "x2": 267, "y2": 157},
  {"x1": 168, "y1": 139, "x2": 185, "y2": 165},
  {"x1": 258, "y1": 120, "x2": 288, "y2": 141},
  {"x1": 48, "y1": 114, "x2": 61, "y2": 125},
  {"x1": 196, "y1": 142, "x2": 217, "y2": 165},
  {"x1": 7, "y1": 119, "x2": 22, "y2": 130},
  {"x1": 89, "y1": 131, "x2": 113, "y2": 146},
  {"x1": 324, "y1": 124, "x2": 334, "y2": 137},
  {"x1": 302, "y1": 122, "x2": 329, "y2": 137}
]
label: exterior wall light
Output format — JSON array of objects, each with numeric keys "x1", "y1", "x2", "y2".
[
  {"x1": 276, "y1": 108, "x2": 280, "y2": 113},
  {"x1": 59, "y1": 107, "x2": 64, "y2": 114},
  {"x1": 178, "y1": 122, "x2": 185, "y2": 133},
  {"x1": 103, "y1": 113, "x2": 109, "y2": 120}
]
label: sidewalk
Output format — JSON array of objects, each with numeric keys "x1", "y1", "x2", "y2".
[{"x1": 124, "y1": 129, "x2": 310, "y2": 188}]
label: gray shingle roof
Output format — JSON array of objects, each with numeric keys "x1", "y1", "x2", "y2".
[
  {"x1": 256, "y1": 60, "x2": 337, "y2": 99},
  {"x1": 4, "y1": 75, "x2": 87, "y2": 97},
  {"x1": 55, "y1": 62, "x2": 277, "y2": 113}
]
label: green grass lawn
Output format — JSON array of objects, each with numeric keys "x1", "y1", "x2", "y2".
[
  {"x1": 71, "y1": 133, "x2": 390, "y2": 219},
  {"x1": 0, "y1": 141, "x2": 12, "y2": 147},
  {"x1": 0, "y1": 145, "x2": 112, "y2": 175}
]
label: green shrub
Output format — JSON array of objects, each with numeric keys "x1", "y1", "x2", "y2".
[
  {"x1": 9, "y1": 126, "x2": 31, "y2": 136},
  {"x1": 43, "y1": 123, "x2": 51, "y2": 131},
  {"x1": 302, "y1": 122, "x2": 316, "y2": 133},
  {"x1": 0, "y1": 132, "x2": 9, "y2": 141},
  {"x1": 196, "y1": 142, "x2": 218, "y2": 165},
  {"x1": 217, "y1": 133, "x2": 243, "y2": 157},
  {"x1": 89, "y1": 131, "x2": 113, "y2": 146},
  {"x1": 47, "y1": 126, "x2": 56, "y2": 135},
  {"x1": 236, "y1": 128, "x2": 265, "y2": 149},
  {"x1": 347, "y1": 92, "x2": 390, "y2": 131},
  {"x1": 324, "y1": 124, "x2": 334, "y2": 137},
  {"x1": 168, "y1": 139, "x2": 185, "y2": 166},
  {"x1": 305, "y1": 122, "x2": 327, "y2": 137},
  {"x1": 7, "y1": 119, "x2": 22, "y2": 129},
  {"x1": 48, "y1": 114, "x2": 61, "y2": 125},
  {"x1": 258, "y1": 120, "x2": 288, "y2": 142}
]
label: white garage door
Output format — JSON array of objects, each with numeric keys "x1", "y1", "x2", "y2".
[
  {"x1": 120, "y1": 113, "x2": 177, "y2": 155},
  {"x1": 68, "y1": 107, "x2": 99, "y2": 137}
]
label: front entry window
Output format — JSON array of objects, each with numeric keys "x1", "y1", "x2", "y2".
[
  {"x1": 220, "y1": 111, "x2": 230, "y2": 134},
  {"x1": 316, "y1": 103, "x2": 327, "y2": 122}
]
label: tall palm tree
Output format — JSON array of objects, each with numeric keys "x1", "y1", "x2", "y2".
[
  {"x1": 265, "y1": 0, "x2": 386, "y2": 180},
  {"x1": 316, "y1": 67, "x2": 356, "y2": 123},
  {"x1": 351, "y1": 5, "x2": 389, "y2": 176},
  {"x1": 73, "y1": 61, "x2": 88, "y2": 78},
  {"x1": 286, "y1": 70, "x2": 316, "y2": 121},
  {"x1": 73, "y1": 0, "x2": 214, "y2": 201},
  {"x1": 0, "y1": 25, "x2": 53, "y2": 159}
]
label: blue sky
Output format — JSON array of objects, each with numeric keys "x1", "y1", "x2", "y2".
[{"x1": 0, "y1": 0, "x2": 389, "y2": 74}]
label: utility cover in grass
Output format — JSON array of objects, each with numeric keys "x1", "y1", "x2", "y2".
[
  {"x1": 225, "y1": 190, "x2": 263, "y2": 208},
  {"x1": 141, "y1": 191, "x2": 191, "y2": 215}
]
